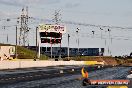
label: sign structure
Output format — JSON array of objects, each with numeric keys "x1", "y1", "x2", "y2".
[
  {"x1": 39, "y1": 24, "x2": 66, "y2": 44},
  {"x1": 39, "y1": 24, "x2": 66, "y2": 33},
  {"x1": 38, "y1": 24, "x2": 66, "y2": 58}
]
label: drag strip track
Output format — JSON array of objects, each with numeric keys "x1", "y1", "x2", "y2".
[
  {"x1": 0, "y1": 66, "x2": 102, "y2": 85},
  {"x1": 0, "y1": 66, "x2": 131, "y2": 88}
]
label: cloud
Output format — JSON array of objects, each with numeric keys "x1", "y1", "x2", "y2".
[
  {"x1": 0, "y1": 0, "x2": 61, "y2": 7},
  {"x1": 65, "y1": 3, "x2": 80, "y2": 8},
  {"x1": 0, "y1": 12, "x2": 18, "y2": 21},
  {"x1": 0, "y1": 0, "x2": 23, "y2": 6},
  {"x1": 43, "y1": 0, "x2": 61, "y2": 4},
  {"x1": 0, "y1": 11, "x2": 6, "y2": 17}
]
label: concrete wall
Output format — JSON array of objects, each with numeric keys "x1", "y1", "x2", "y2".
[
  {"x1": 0, "y1": 61, "x2": 84, "y2": 69},
  {"x1": 0, "y1": 60, "x2": 104, "y2": 70}
]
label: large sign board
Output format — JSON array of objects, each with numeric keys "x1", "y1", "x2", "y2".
[
  {"x1": 41, "y1": 38, "x2": 61, "y2": 44},
  {"x1": 39, "y1": 24, "x2": 66, "y2": 33},
  {"x1": 40, "y1": 32, "x2": 62, "y2": 38}
]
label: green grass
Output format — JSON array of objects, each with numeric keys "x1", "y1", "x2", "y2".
[
  {"x1": 17, "y1": 46, "x2": 48, "y2": 60},
  {"x1": 0, "y1": 43, "x2": 49, "y2": 60}
]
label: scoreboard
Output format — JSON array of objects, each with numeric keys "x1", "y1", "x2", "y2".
[{"x1": 39, "y1": 24, "x2": 66, "y2": 44}]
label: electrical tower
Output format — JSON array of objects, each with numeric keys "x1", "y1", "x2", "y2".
[
  {"x1": 52, "y1": 10, "x2": 61, "y2": 24},
  {"x1": 18, "y1": 7, "x2": 30, "y2": 46}
]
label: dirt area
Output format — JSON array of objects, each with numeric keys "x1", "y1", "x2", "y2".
[
  {"x1": 83, "y1": 56, "x2": 118, "y2": 66},
  {"x1": 60, "y1": 56, "x2": 132, "y2": 66},
  {"x1": 123, "y1": 63, "x2": 132, "y2": 66}
]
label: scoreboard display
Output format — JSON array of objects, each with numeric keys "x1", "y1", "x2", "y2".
[
  {"x1": 41, "y1": 38, "x2": 61, "y2": 44},
  {"x1": 40, "y1": 32, "x2": 62, "y2": 38},
  {"x1": 39, "y1": 24, "x2": 66, "y2": 44}
]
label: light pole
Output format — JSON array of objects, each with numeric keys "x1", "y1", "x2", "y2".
[
  {"x1": 68, "y1": 34, "x2": 70, "y2": 60},
  {"x1": 36, "y1": 27, "x2": 38, "y2": 59},
  {"x1": 100, "y1": 28, "x2": 103, "y2": 39},
  {"x1": 108, "y1": 29, "x2": 111, "y2": 56},
  {"x1": 92, "y1": 31, "x2": 95, "y2": 38},
  {"x1": 108, "y1": 29, "x2": 111, "y2": 38},
  {"x1": 76, "y1": 28, "x2": 80, "y2": 56},
  {"x1": 50, "y1": 37, "x2": 52, "y2": 59},
  {"x1": 15, "y1": 25, "x2": 18, "y2": 59}
]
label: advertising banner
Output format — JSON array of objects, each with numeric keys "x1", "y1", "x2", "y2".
[{"x1": 39, "y1": 24, "x2": 66, "y2": 33}]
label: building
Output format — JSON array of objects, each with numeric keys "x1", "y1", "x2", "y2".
[
  {"x1": 0, "y1": 45, "x2": 15, "y2": 61},
  {"x1": 41, "y1": 47, "x2": 104, "y2": 57}
]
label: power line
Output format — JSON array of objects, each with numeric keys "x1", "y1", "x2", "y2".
[
  {"x1": 68, "y1": 32, "x2": 132, "y2": 41},
  {"x1": 0, "y1": 18, "x2": 18, "y2": 21},
  {"x1": 29, "y1": 17, "x2": 132, "y2": 30},
  {"x1": 62, "y1": 20, "x2": 132, "y2": 30},
  {"x1": 1, "y1": 15, "x2": 132, "y2": 30},
  {"x1": 3, "y1": 15, "x2": 130, "y2": 31}
]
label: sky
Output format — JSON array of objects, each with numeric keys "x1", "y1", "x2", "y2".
[{"x1": 0, "y1": 0, "x2": 132, "y2": 56}]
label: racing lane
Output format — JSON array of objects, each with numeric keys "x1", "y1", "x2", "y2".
[{"x1": 0, "y1": 66, "x2": 131, "y2": 88}]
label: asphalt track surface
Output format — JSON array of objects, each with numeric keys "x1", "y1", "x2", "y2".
[{"x1": 0, "y1": 66, "x2": 132, "y2": 88}]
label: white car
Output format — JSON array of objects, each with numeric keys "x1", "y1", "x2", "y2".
[
  {"x1": 127, "y1": 74, "x2": 132, "y2": 78},
  {"x1": 127, "y1": 69, "x2": 132, "y2": 78}
]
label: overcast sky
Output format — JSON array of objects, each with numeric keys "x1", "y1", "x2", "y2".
[{"x1": 0, "y1": 0, "x2": 132, "y2": 56}]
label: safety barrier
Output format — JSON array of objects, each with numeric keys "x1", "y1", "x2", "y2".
[{"x1": 0, "y1": 61, "x2": 104, "y2": 70}]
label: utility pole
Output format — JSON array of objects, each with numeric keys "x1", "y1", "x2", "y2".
[
  {"x1": 7, "y1": 34, "x2": 8, "y2": 44},
  {"x1": 19, "y1": 7, "x2": 30, "y2": 46},
  {"x1": 15, "y1": 25, "x2": 17, "y2": 59},
  {"x1": 68, "y1": 34, "x2": 70, "y2": 60},
  {"x1": 36, "y1": 27, "x2": 38, "y2": 59}
]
